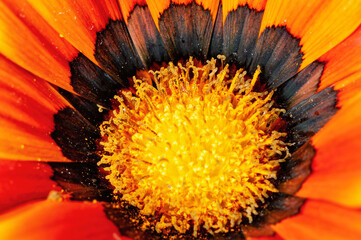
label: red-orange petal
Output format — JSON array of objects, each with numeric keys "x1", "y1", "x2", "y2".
[
  {"x1": 0, "y1": 55, "x2": 70, "y2": 162},
  {"x1": 28, "y1": 0, "x2": 122, "y2": 64},
  {"x1": 297, "y1": 91, "x2": 361, "y2": 207},
  {"x1": 317, "y1": 25, "x2": 361, "y2": 107},
  {"x1": 0, "y1": 160, "x2": 60, "y2": 213},
  {"x1": 0, "y1": 200, "x2": 127, "y2": 240},
  {"x1": 273, "y1": 200, "x2": 361, "y2": 240},
  {"x1": 260, "y1": 0, "x2": 361, "y2": 70},
  {"x1": 0, "y1": 1, "x2": 78, "y2": 92}
]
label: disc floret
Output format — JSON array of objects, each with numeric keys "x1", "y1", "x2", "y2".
[{"x1": 99, "y1": 56, "x2": 290, "y2": 237}]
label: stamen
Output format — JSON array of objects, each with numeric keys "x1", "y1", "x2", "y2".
[{"x1": 98, "y1": 57, "x2": 290, "y2": 237}]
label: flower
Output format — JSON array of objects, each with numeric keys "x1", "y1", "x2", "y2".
[{"x1": 1, "y1": 0, "x2": 361, "y2": 239}]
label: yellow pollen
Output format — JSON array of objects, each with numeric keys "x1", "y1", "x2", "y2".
[{"x1": 98, "y1": 56, "x2": 290, "y2": 237}]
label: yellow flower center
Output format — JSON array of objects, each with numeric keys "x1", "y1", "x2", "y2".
[{"x1": 98, "y1": 56, "x2": 290, "y2": 237}]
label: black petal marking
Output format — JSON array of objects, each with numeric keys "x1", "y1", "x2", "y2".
[
  {"x1": 127, "y1": 5, "x2": 170, "y2": 66},
  {"x1": 262, "y1": 193, "x2": 305, "y2": 225},
  {"x1": 51, "y1": 107, "x2": 100, "y2": 163},
  {"x1": 54, "y1": 86, "x2": 107, "y2": 126},
  {"x1": 208, "y1": 4, "x2": 223, "y2": 58},
  {"x1": 70, "y1": 53, "x2": 122, "y2": 108},
  {"x1": 158, "y1": 2, "x2": 215, "y2": 61},
  {"x1": 104, "y1": 203, "x2": 246, "y2": 240},
  {"x1": 249, "y1": 27, "x2": 303, "y2": 89},
  {"x1": 95, "y1": 19, "x2": 144, "y2": 85},
  {"x1": 265, "y1": 193, "x2": 305, "y2": 224},
  {"x1": 223, "y1": 5, "x2": 264, "y2": 68},
  {"x1": 241, "y1": 193, "x2": 304, "y2": 238},
  {"x1": 278, "y1": 61, "x2": 325, "y2": 109},
  {"x1": 278, "y1": 141, "x2": 315, "y2": 195},
  {"x1": 49, "y1": 162, "x2": 113, "y2": 202},
  {"x1": 286, "y1": 87, "x2": 338, "y2": 148},
  {"x1": 104, "y1": 203, "x2": 163, "y2": 240},
  {"x1": 242, "y1": 224, "x2": 275, "y2": 238}
]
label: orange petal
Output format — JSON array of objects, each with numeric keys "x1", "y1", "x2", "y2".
[
  {"x1": 0, "y1": 160, "x2": 60, "y2": 213},
  {"x1": 297, "y1": 91, "x2": 361, "y2": 207},
  {"x1": 0, "y1": 200, "x2": 127, "y2": 240},
  {"x1": 146, "y1": 0, "x2": 220, "y2": 59},
  {"x1": 0, "y1": 55, "x2": 70, "y2": 162},
  {"x1": 273, "y1": 200, "x2": 361, "y2": 240},
  {"x1": 317, "y1": 25, "x2": 361, "y2": 107},
  {"x1": 2, "y1": 1, "x2": 125, "y2": 103},
  {"x1": 28, "y1": 0, "x2": 122, "y2": 64},
  {"x1": 0, "y1": 1, "x2": 77, "y2": 92},
  {"x1": 260, "y1": 0, "x2": 361, "y2": 70}
]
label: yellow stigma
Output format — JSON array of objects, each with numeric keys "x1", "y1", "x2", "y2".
[{"x1": 99, "y1": 56, "x2": 290, "y2": 237}]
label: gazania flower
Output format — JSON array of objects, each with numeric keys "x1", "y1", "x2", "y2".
[{"x1": 1, "y1": 0, "x2": 361, "y2": 239}]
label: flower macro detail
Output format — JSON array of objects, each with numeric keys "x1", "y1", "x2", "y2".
[
  {"x1": 1, "y1": 0, "x2": 361, "y2": 239},
  {"x1": 99, "y1": 57, "x2": 291, "y2": 237}
]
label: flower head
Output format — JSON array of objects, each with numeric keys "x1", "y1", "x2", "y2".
[{"x1": 1, "y1": 0, "x2": 361, "y2": 239}]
